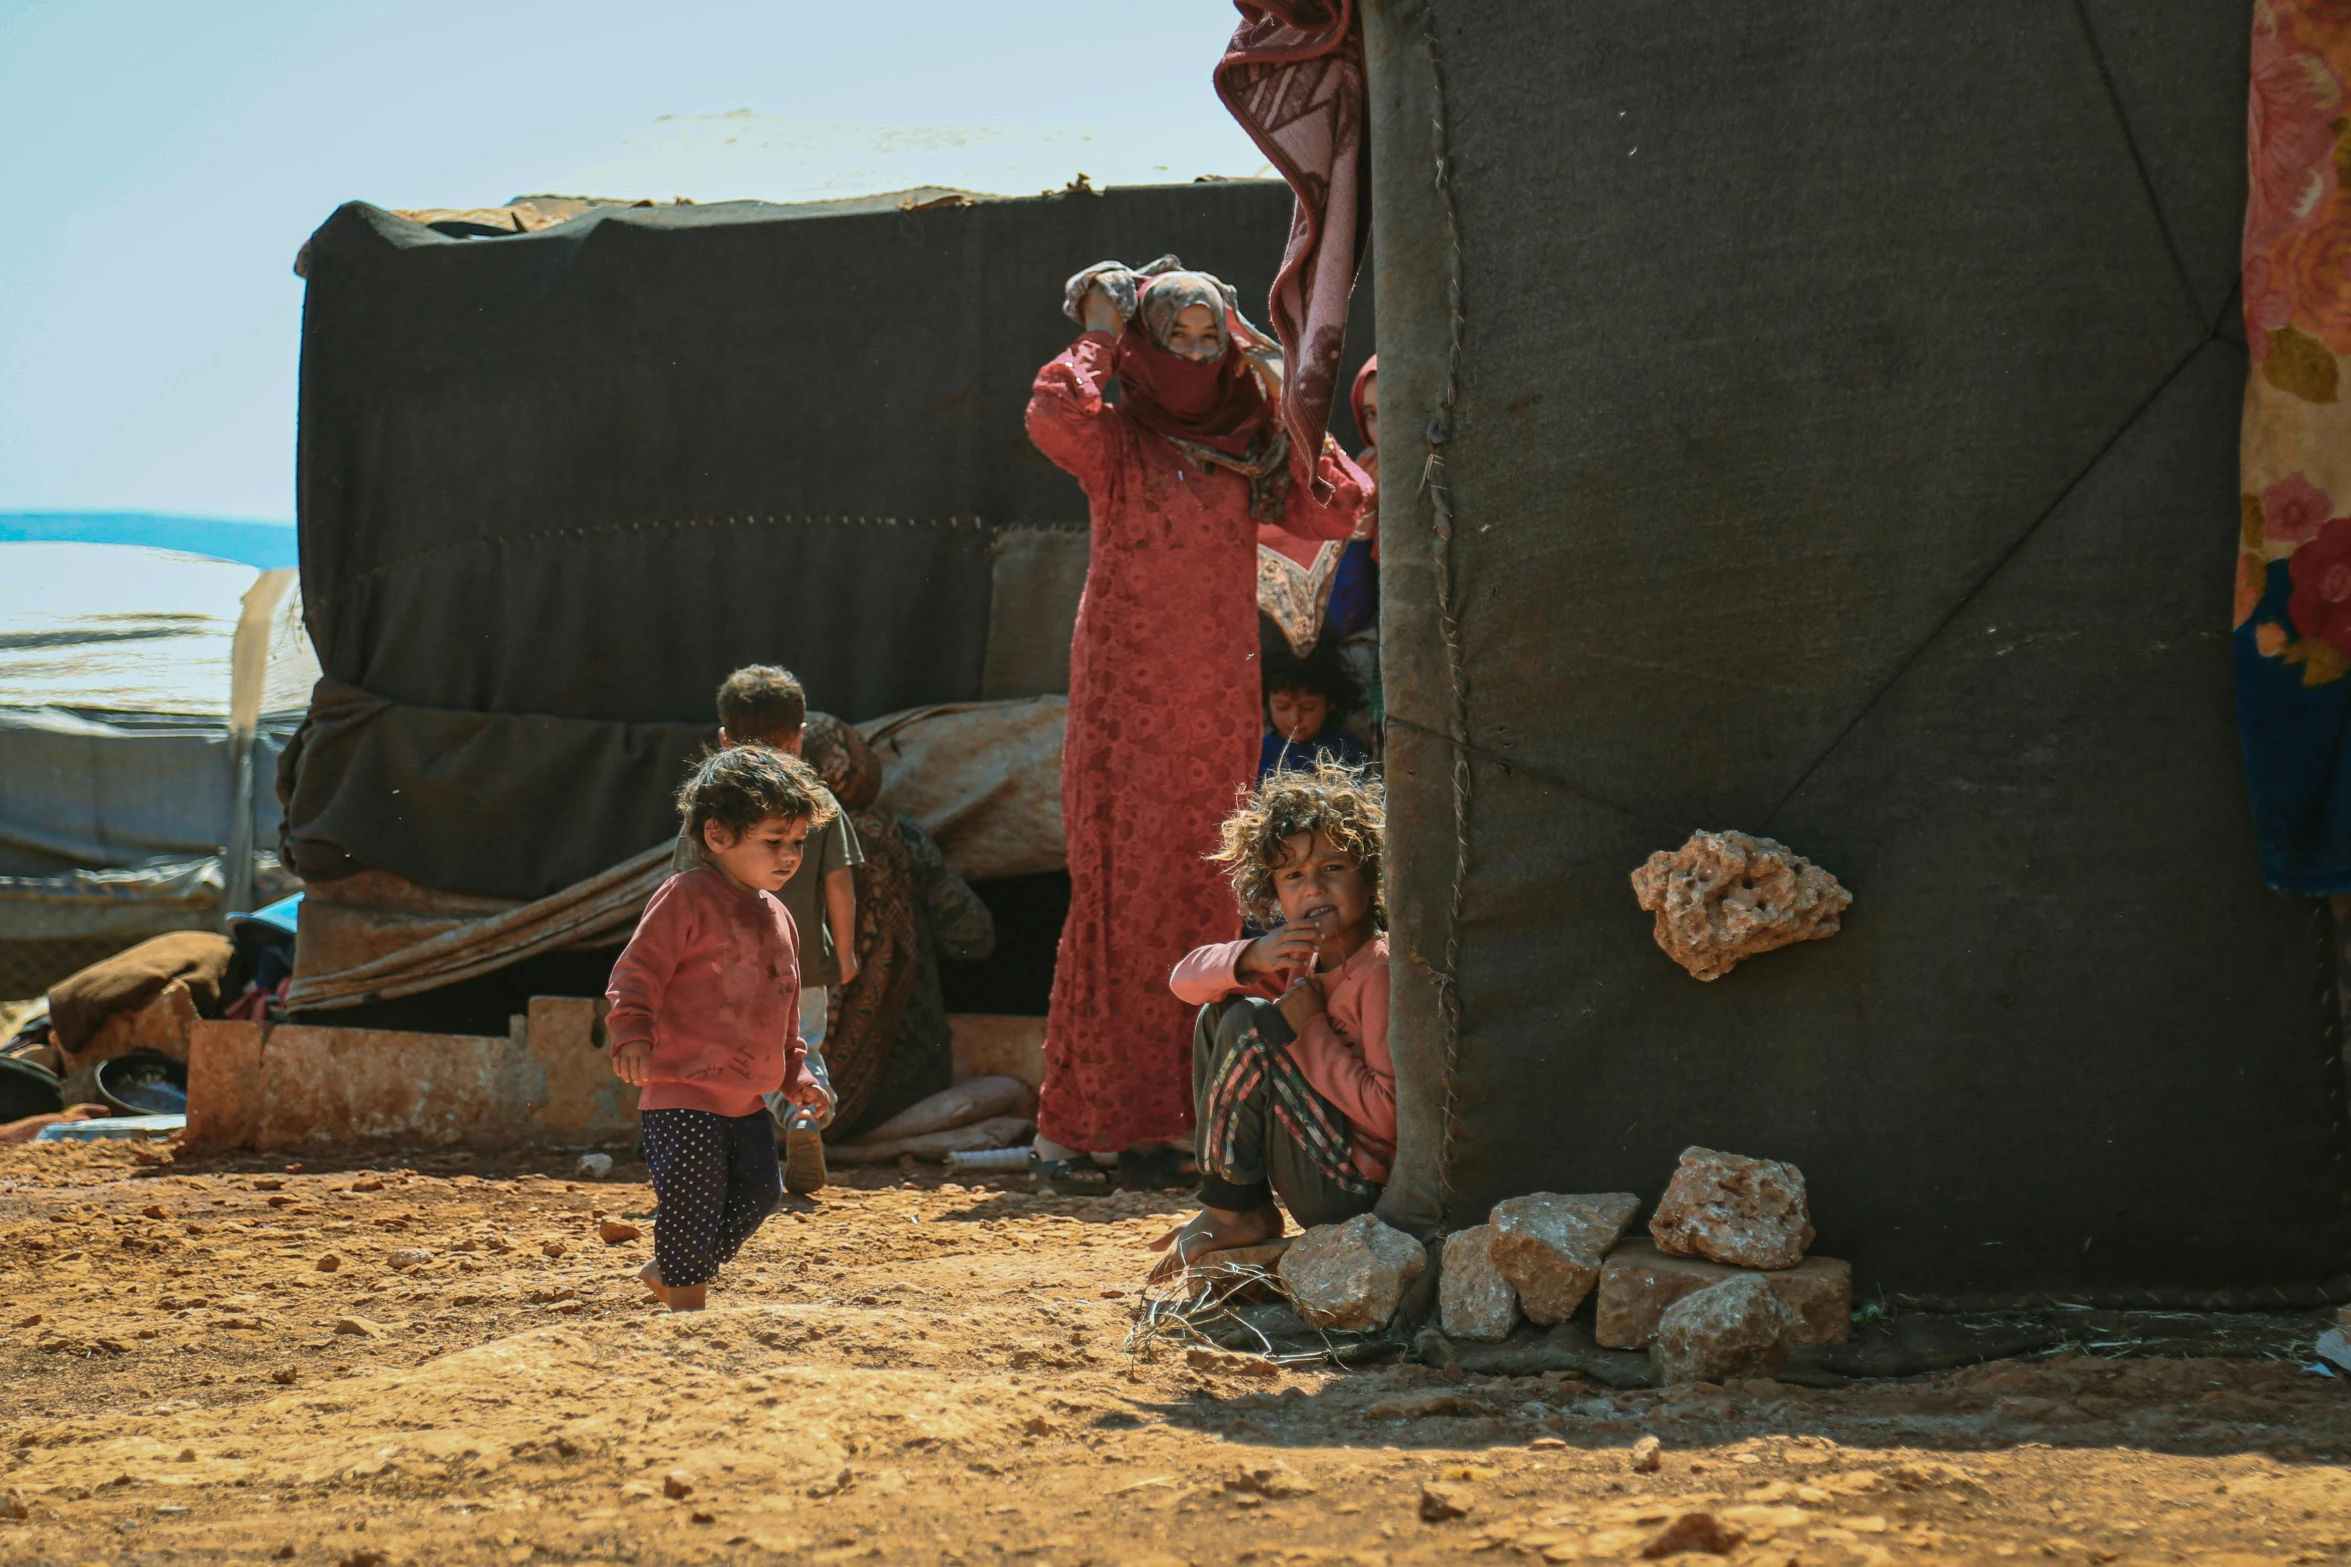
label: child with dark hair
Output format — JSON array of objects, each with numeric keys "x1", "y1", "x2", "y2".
[
  {"x1": 1147, "y1": 761, "x2": 1392, "y2": 1280},
  {"x1": 609, "y1": 744, "x2": 837, "y2": 1311},
  {"x1": 1259, "y1": 637, "x2": 1369, "y2": 779},
  {"x1": 673, "y1": 664, "x2": 864, "y2": 1195}
]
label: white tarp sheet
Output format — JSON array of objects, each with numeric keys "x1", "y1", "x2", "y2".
[{"x1": 0, "y1": 543, "x2": 320, "y2": 939}]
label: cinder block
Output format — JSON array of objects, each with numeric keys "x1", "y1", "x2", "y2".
[{"x1": 1594, "y1": 1239, "x2": 1851, "y2": 1349}]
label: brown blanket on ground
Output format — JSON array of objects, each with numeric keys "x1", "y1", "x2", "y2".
[{"x1": 49, "y1": 931, "x2": 233, "y2": 1057}]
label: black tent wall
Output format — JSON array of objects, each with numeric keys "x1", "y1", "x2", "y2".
[
  {"x1": 1366, "y1": 0, "x2": 2351, "y2": 1299},
  {"x1": 288, "y1": 182, "x2": 1374, "y2": 900}
]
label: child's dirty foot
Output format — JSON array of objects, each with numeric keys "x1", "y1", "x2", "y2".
[
  {"x1": 639, "y1": 1261, "x2": 707, "y2": 1311},
  {"x1": 1145, "y1": 1203, "x2": 1284, "y2": 1284}
]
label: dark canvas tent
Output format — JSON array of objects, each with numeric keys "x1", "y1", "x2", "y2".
[
  {"x1": 1364, "y1": 1, "x2": 2349, "y2": 1301},
  {"x1": 284, "y1": 180, "x2": 1373, "y2": 904}
]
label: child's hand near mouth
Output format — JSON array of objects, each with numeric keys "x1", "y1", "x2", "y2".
[{"x1": 1239, "y1": 918, "x2": 1322, "y2": 985}]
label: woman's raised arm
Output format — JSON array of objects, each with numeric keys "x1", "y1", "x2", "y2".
[{"x1": 1025, "y1": 330, "x2": 1127, "y2": 489}]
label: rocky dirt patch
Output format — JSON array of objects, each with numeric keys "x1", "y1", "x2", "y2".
[{"x1": 5, "y1": 1139, "x2": 2351, "y2": 1564}]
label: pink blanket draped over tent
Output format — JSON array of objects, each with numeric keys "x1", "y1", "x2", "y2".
[{"x1": 1214, "y1": 1, "x2": 1369, "y2": 499}]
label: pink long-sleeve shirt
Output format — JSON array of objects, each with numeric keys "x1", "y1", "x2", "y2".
[
  {"x1": 1169, "y1": 933, "x2": 1395, "y2": 1182},
  {"x1": 605, "y1": 867, "x2": 814, "y2": 1117}
]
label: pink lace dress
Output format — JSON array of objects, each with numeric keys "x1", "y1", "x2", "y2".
[{"x1": 1025, "y1": 332, "x2": 1368, "y2": 1150}]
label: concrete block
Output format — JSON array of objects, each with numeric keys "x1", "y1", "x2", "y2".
[{"x1": 183, "y1": 1000, "x2": 639, "y2": 1152}]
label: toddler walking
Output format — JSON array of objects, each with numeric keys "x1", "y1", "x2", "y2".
[{"x1": 607, "y1": 745, "x2": 834, "y2": 1310}]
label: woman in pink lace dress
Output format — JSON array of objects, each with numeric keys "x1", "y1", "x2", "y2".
[{"x1": 1024, "y1": 258, "x2": 1369, "y2": 1191}]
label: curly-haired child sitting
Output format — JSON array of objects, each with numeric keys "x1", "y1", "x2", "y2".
[{"x1": 1148, "y1": 761, "x2": 1392, "y2": 1281}]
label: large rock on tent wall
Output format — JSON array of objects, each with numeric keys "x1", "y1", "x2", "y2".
[{"x1": 1363, "y1": 0, "x2": 2351, "y2": 1297}]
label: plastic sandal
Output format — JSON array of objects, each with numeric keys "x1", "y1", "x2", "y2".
[{"x1": 1028, "y1": 1150, "x2": 1112, "y2": 1196}]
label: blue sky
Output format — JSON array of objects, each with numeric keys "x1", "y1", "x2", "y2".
[{"x1": 0, "y1": 1, "x2": 1260, "y2": 525}]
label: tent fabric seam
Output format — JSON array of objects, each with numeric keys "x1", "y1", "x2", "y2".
[
  {"x1": 305, "y1": 512, "x2": 994, "y2": 616},
  {"x1": 1382, "y1": 713, "x2": 1683, "y2": 834},
  {"x1": 1756, "y1": 330, "x2": 2216, "y2": 834},
  {"x1": 2065, "y1": 0, "x2": 2208, "y2": 332}
]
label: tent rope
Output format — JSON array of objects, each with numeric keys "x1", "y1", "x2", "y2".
[{"x1": 1413, "y1": 0, "x2": 1472, "y2": 1230}]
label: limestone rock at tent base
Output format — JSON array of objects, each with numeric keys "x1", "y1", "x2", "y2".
[
  {"x1": 1594, "y1": 1240, "x2": 1850, "y2": 1349},
  {"x1": 1629, "y1": 830, "x2": 1851, "y2": 981},
  {"x1": 1652, "y1": 1273, "x2": 1794, "y2": 1385},
  {"x1": 1438, "y1": 1224, "x2": 1519, "y2": 1342},
  {"x1": 1278, "y1": 1213, "x2": 1426, "y2": 1332},
  {"x1": 1649, "y1": 1146, "x2": 1815, "y2": 1270},
  {"x1": 1488, "y1": 1191, "x2": 1641, "y2": 1325}
]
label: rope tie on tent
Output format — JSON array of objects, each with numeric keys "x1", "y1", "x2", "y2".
[{"x1": 1413, "y1": 1, "x2": 1472, "y2": 1229}]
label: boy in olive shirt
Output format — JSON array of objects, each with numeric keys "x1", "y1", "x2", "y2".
[{"x1": 670, "y1": 666, "x2": 863, "y2": 1193}]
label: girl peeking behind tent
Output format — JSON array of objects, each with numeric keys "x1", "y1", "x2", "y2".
[
  {"x1": 605, "y1": 745, "x2": 835, "y2": 1311},
  {"x1": 1148, "y1": 761, "x2": 1393, "y2": 1281}
]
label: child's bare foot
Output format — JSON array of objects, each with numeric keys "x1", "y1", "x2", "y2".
[
  {"x1": 1146, "y1": 1204, "x2": 1284, "y2": 1284},
  {"x1": 638, "y1": 1260, "x2": 708, "y2": 1311},
  {"x1": 638, "y1": 1261, "x2": 670, "y2": 1308}
]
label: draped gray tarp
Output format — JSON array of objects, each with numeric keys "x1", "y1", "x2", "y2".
[
  {"x1": 289, "y1": 182, "x2": 1375, "y2": 901},
  {"x1": 1364, "y1": 0, "x2": 2349, "y2": 1300},
  {"x1": 0, "y1": 708, "x2": 296, "y2": 940}
]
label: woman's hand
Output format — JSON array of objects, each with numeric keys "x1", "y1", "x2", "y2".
[
  {"x1": 610, "y1": 1040, "x2": 653, "y2": 1086},
  {"x1": 1239, "y1": 921, "x2": 1320, "y2": 984},
  {"x1": 1079, "y1": 285, "x2": 1125, "y2": 336}
]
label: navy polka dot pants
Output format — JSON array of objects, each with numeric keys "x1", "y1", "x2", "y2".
[{"x1": 640, "y1": 1108, "x2": 783, "y2": 1287}]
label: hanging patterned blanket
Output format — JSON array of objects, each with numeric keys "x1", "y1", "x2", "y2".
[{"x1": 2237, "y1": 0, "x2": 2351, "y2": 890}]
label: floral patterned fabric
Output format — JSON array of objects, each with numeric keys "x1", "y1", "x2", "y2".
[
  {"x1": 2238, "y1": 0, "x2": 2351, "y2": 889},
  {"x1": 1025, "y1": 333, "x2": 1367, "y2": 1149}
]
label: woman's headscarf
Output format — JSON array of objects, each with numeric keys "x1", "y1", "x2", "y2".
[
  {"x1": 800, "y1": 713, "x2": 881, "y2": 812},
  {"x1": 1113, "y1": 271, "x2": 1277, "y2": 457},
  {"x1": 1061, "y1": 255, "x2": 1295, "y2": 519}
]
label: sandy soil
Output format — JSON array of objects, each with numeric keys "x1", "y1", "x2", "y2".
[{"x1": 5, "y1": 1139, "x2": 2351, "y2": 1566}]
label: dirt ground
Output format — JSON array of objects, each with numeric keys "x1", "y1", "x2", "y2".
[{"x1": 5, "y1": 1140, "x2": 2351, "y2": 1566}]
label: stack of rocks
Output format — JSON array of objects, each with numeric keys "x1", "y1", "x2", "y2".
[
  {"x1": 1610, "y1": 1147, "x2": 1850, "y2": 1383},
  {"x1": 1437, "y1": 1192, "x2": 1640, "y2": 1343},
  {"x1": 1429, "y1": 1146, "x2": 1852, "y2": 1384}
]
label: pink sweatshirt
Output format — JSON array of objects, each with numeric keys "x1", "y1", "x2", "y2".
[
  {"x1": 1169, "y1": 933, "x2": 1395, "y2": 1182},
  {"x1": 605, "y1": 867, "x2": 814, "y2": 1117}
]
